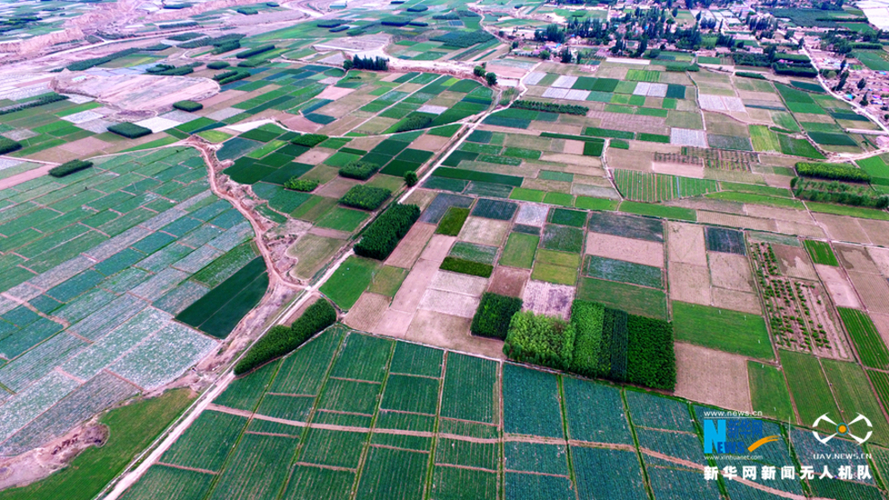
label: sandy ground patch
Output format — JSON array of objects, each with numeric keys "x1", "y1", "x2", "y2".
[
  {"x1": 316, "y1": 86, "x2": 355, "y2": 101},
  {"x1": 402, "y1": 309, "x2": 504, "y2": 359},
  {"x1": 669, "y1": 197, "x2": 744, "y2": 215},
  {"x1": 488, "y1": 267, "x2": 530, "y2": 298},
  {"x1": 775, "y1": 220, "x2": 825, "y2": 239},
  {"x1": 651, "y1": 162, "x2": 704, "y2": 178},
  {"x1": 521, "y1": 280, "x2": 575, "y2": 321},
  {"x1": 418, "y1": 289, "x2": 480, "y2": 318},
  {"x1": 708, "y1": 252, "x2": 754, "y2": 292},
  {"x1": 859, "y1": 219, "x2": 889, "y2": 247},
  {"x1": 773, "y1": 244, "x2": 817, "y2": 281},
  {"x1": 58, "y1": 136, "x2": 111, "y2": 156},
  {"x1": 344, "y1": 292, "x2": 390, "y2": 331},
  {"x1": 667, "y1": 221, "x2": 706, "y2": 266},
  {"x1": 868, "y1": 247, "x2": 889, "y2": 277},
  {"x1": 54, "y1": 73, "x2": 218, "y2": 113},
  {"x1": 586, "y1": 232, "x2": 664, "y2": 268},
  {"x1": 315, "y1": 177, "x2": 360, "y2": 199},
  {"x1": 385, "y1": 222, "x2": 435, "y2": 269},
  {"x1": 835, "y1": 244, "x2": 881, "y2": 274},
  {"x1": 372, "y1": 309, "x2": 414, "y2": 337},
  {"x1": 281, "y1": 115, "x2": 324, "y2": 133},
  {"x1": 697, "y1": 211, "x2": 776, "y2": 232},
  {"x1": 410, "y1": 134, "x2": 451, "y2": 152},
  {"x1": 300, "y1": 149, "x2": 333, "y2": 165},
  {"x1": 321, "y1": 114, "x2": 369, "y2": 136},
  {"x1": 458, "y1": 217, "x2": 509, "y2": 247},
  {"x1": 606, "y1": 148, "x2": 652, "y2": 171},
  {"x1": 669, "y1": 262, "x2": 711, "y2": 305},
  {"x1": 848, "y1": 271, "x2": 889, "y2": 314},
  {"x1": 674, "y1": 343, "x2": 752, "y2": 413},
  {"x1": 429, "y1": 271, "x2": 488, "y2": 296},
  {"x1": 744, "y1": 205, "x2": 811, "y2": 223},
  {"x1": 562, "y1": 140, "x2": 585, "y2": 155},
  {"x1": 813, "y1": 213, "x2": 870, "y2": 244},
  {"x1": 815, "y1": 264, "x2": 861, "y2": 309},
  {"x1": 526, "y1": 122, "x2": 583, "y2": 135},
  {"x1": 711, "y1": 289, "x2": 762, "y2": 315}
]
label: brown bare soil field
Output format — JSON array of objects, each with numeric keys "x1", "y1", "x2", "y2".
[
  {"x1": 606, "y1": 149, "x2": 652, "y2": 171},
  {"x1": 430, "y1": 270, "x2": 488, "y2": 296},
  {"x1": 775, "y1": 220, "x2": 825, "y2": 239},
  {"x1": 773, "y1": 244, "x2": 818, "y2": 281},
  {"x1": 762, "y1": 174, "x2": 793, "y2": 189},
  {"x1": 411, "y1": 134, "x2": 450, "y2": 152},
  {"x1": 519, "y1": 178, "x2": 569, "y2": 194},
  {"x1": 815, "y1": 264, "x2": 861, "y2": 309},
  {"x1": 314, "y1": 177, "x2": 358, "y2": 200},
  {"x1": 486, "y1": 62, "x2": 528, "y2": 79},
  {"x1": 488, "y1": 266, "x2": 530, "y2": 298},
  {"x1": 344, "y1": 292, "x2": 390, "y2": 331},
  {"x1": 527, "y1": 121, "x2": 583, "y2": 135},
  {"x1": 54, "y1": 73, "x2": 218, "y2": 113},
  {"x1": 848, "y1": 271, "x2": 889, "y2": 314},
  {"x1": 669, "y1": 198, "x2": 745, "y2": 215},
  {"x1": 562, "y1": 140, "x2": 585, "y2": 155},
  {"x1": 869, "y1": 312, "x2": 889, "y2": 348},
  {"x1": 458, "y1": 217, "x2": 510, "y2": 247},
  {"x1": 858, "y1": 219, "x2": 889, "y2": 247},
  {"x1": 390, "y1": 258, "x2": 442, "y2": 314},
  {"x1": 744, "y1": 205, "x2": 811, "y2": 224},
  {"x1": 668, "y1": 262, "x2": 712, "y2": 305},
  {"x1": 812, "y1": 213, "x2": 871, "y2": 244},
  {"x1": 372, "y1": 308, "x2": 414, "y2": 337},
  {"x1": 59, "y1": 136, "x2": 112, "y2": 156},
  {"x1": 867, "y1": 247, "x2": 889, "y2": 277},
  {"x1": 307, "y1": 227, "x2": 350, "y2": 239},
  {"x1": 533, "y1": 152, "x2": 598, "y2": 169},
  {"x1": 674, "y1": 343, "x2": 752, "y2": 413},
  {"x1": 588, "y1": 111, "x2": 667, "y2": 134},
  {"x1": 708, "y1": 252, "x2": 755, "y2": 292},
  {"x1": 403, "y1": 188, "x2": 437, "y2": 210},
  {"x1": 521, "y1": 280, "x2": 575, "y2": 321},
  {"x1": 651, "y1": 162, "x2": 704, "y2": 178},
  {"x1": 404, "y1": 309, "x2": 504, "y2": 358},
  {"x1": 200, "y1": 89, "x2": 246, "y2": 108},
  {"x1": 737, "y1": 90, "x2": 782, "y2": 102},
  {"x1": 281, "y1": 114, "x2": 325, "y2": 133},
  {"x1": 504, "y1": 134, "x2": 552, "y2": 150},
  {"x1": 835, "y1": 244, "x2": 881, "y2": 274},
  {"x1": 385, "y1": 222, "x2": 435, "y2": 269},
  {"x1": 300, "y1": 149, "x2": 333, "y2": 165},
  {"x1": 317, "y1": 86, "x2": 355, "y2": 100},
  {"x1": 697, "y1": 211, "x2": 776, "y2": 232},
  {"x1": 345, "y1": 135, "x2": 384, "y2": 151},
  {"x1": 586, "y1": 232, "x2": 664, "y2": 267},
  {"x1": 711, "y1": 288, "x2": 762, "y2": 314},
  {"x1": 418, "y1": 289, "x2": 481, "y2": 318},
  {"x1": 666, "y1": 221, "x2": 707, "y2": 266}
]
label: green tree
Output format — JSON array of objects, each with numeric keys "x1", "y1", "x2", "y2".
[
  {"x1": 404, "y1": 171, "x2": 418, "y2": 187},
  {"x1": 473, "y1": 65, "x2": 485, "y2": 77},
  {"x1": 857, "y1": 78, "x2": 867, "y2": 90},
  {"x1": 485, "y1": 71, "x2": 497, "y2": 86}
]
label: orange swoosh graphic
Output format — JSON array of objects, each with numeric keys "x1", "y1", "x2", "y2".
[{"x1": 747, "y1": 435, "x2": 780, "y2": 452}]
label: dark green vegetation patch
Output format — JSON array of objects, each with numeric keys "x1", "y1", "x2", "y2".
[{"x1": 470, "y1": 293, "x2": 523, "y2": 339}]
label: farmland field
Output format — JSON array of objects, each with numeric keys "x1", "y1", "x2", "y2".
[
  {"x1": 8, "y1": 0, "x2": 889, "y2": 496},
  {"x1": 672, "y1": 302, "x2": 774, "y2": 359}
]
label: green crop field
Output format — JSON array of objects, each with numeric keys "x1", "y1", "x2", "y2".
[
  {"x1": 613, "y1": 170, "x2": 719, "y2": 202},
  {"x1": 319, "y1": 256, "x2": 379, "y2": 310},
  {"x1": 748, "y1": 361, "x2": 794, "y2": 422},
  {"x1": 576, "y1": 277, "x2": 667, "y2": 319},
  {"x1": 780, "y1": 350, "x2": 839, "y2": 428},
  {"x1": 838, "y1": 308, "x2": 889, "y2": 369},
  {"x1": 499, "y1": 232, "x2": 539, "y2": 269},
  {"x1": 672, "y1": 302, "x2": 773, "y2": 359},
  {"x1": 803, "y1": 240, "x2": 838, "y2": 266},
  {"x1": 822, "y1": 359, "x2": 889, "y2": 444}
]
